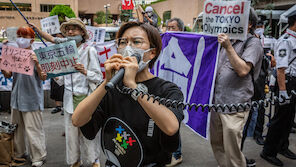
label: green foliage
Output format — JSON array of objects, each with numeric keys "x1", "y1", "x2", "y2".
[
  {"x1": 94, "y1": 10, "x2": 113, "y2": 25},
  {"x1": 185, "y1": 26, "x2": 192, "y2": 32},
  {"x1": 264, "y1": 24, "x2": 272, "y2": 36},
  {"x1": 163, "y1": 11, "x2": 171, "y2": 24},
  {"x1": 49, "y1": 5, "x2": 76, "y2": 23},
  {"x1": 120, "y1": 10, "x2": 132, "y2": 22}
]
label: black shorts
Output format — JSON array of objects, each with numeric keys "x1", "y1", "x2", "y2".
[{"x1": 50, "y1": 79, "x2": 64, "y2": 102}]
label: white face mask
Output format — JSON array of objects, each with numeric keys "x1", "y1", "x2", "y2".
[
  {"x1": 255, "y1": 28, "x2": 264, "y2": 36},
  {"x1": 118, "y1": 46, "x2": 152, "y2": 72},
  {"x1": 67, "y1": 35, "x2": 83, "y2": 44},
  {"x1": 16, "y1": 37, "x2": 32, "y2": 48},
  {"x1": 147, "y1": 12, "x2": 153, "y2": 17}
]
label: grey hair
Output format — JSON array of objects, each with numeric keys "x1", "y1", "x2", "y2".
[
  {"x1": 167, "y1": 17, "x2": 184, "y2": 31},
  {"x1": 249, "y1": 7, "x2": 258, "y2": 35}
]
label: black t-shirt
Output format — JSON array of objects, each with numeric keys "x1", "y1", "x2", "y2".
[{"x1": 80, "y1": 77, "x2": 184, "y2": 167}]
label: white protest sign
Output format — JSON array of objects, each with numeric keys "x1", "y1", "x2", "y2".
[
  {"x1": 40, "y1": 15, "x2": 61, "y2": 35},
  {"x1": 94, "y1": 41, "x2": 117, "y2": 79},
  {"x1": 203, "y1": 0, "x2": 250, "y2": 40},
  {"x1": 86, "y1": 26, "x2": 106, "y2": 43},
  {"x1": 6, "y1": 27, "x2": 18, "y2": 42}
]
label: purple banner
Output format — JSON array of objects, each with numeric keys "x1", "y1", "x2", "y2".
[{"x1": 152, "y1": 32, "x2": 219, "y2": 138}]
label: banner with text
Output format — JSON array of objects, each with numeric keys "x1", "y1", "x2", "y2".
[
  {"x1": 40, "y1": 15, "x2": 61, "y2": 35},
  {"x1": 152, "y1": 32, "x2": 220, "y2": 138},
  {"x1": 34, "y1": 41, "x2": 79, "y2": 78},
  {"x1": 6, "y1": 27, "x2": 18, "y2": 42},
  {"x1": 0, "y1": 46, "x2": 34, "y2": 76},
  {"x1": 86, "y1": 26, "x2": 106, "y2": 44},
  {"x1": 203, "y1": 0, "x2": 250, "y2": 40},
  {"x1": 94, "y1": 41, "x2": 117, "y2": 79}
]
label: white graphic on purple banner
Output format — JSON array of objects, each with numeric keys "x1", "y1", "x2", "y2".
[{"x1": 152, "y1": 32, "x2": 220, "y2": 138}]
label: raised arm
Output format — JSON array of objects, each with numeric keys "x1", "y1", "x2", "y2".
[
  {"x1": 218, "y1": 33, "x2": 252, "y2": 77},
  {"x1": 31, "y1": 53, "x2": 47, "y2": 81},
  {"x1": 27, "y1": 23, "x2": 55, "y2": 43},
  {"x1": 72, "y1": 54, "x2": 122, "y2": 127}
]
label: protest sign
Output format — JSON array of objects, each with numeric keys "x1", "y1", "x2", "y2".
[
  {"x1": 152, "y1": 32, "x2": 220, "y2": 138},
  {"x1": 40, "y1": 15, "x2": 61, "y2": 35},
  {"x1": 6, "y1": 27, "x2": 18, "y2": 42},
  {"x1": 203, "y1": 0, "x2": 250, "y2": 40},
  {"x1": 0, "y1": 71, "x2": 13, "y2": 91},
  {"x1": 94, "y1": 41, "x2": 117, "y2": 79},
  {"x1": 0, "y1": 45, "x2": 34, "y2": 76},
  {"x1": 34, "y1": 41, "x2": 79, "y2": 78},
  {"x1": 32, "y1": 41, "x2": 54, "y2": 49},
  {"x1": 0, "y1": 71, "x2": 50, "y2": 91},
  {"x1": 86, "y1": 26, "x2": 106, "y2": 43}
]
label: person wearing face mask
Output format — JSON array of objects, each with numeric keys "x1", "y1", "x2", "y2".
[
  {"x1": 29, "y1": 18, "x2": 103, "y2": 167},
  {"x1": 143, "y1": 6, "x2": 158, "y2": 29},
  {"x1": 71, "y1": 22, "x2": 184, "y2": 167},
  {"x1": 1, "y1": 27, "x2": 47, "y2": 167}
]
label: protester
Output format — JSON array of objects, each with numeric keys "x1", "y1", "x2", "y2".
[
  {"x1": 167, "y1": 18, "x2": 184, "y2": 32},
  {"x1": 165, "y1": 17, "x2": 184, "y2": 167},
  {"x1": 243, "y1": 21, "x2": 277, "y2": 146},
  {"x1": 29, "y1": 18, "x2": 103, "y2": 167},
  {"x1": 1, "y1": 26, "x2": 47, "y2": 167},
  {"x1": 261, "y1": 11, "x2": 296, "y2": 167},
  {"x1": 143, "y1": 6, "x2": 158, "y2": 28},
  {"x1": 210, "y1": 8, "x2": 263, "y2": 167},
  {"x1": 72, "y1": 21, "x2": 184, "y2": 166}
]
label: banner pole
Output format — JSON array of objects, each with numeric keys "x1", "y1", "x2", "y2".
[{"x1": 9, "y1": 0, "x2": 47, "y2": 47}]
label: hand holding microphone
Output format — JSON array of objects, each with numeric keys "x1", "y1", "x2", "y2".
[{"x1": 105, "y1": 53, "x2": 141, "y2": 90}]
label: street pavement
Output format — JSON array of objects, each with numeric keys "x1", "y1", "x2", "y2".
[{"x1": 0, "y1": 109, "x2": 295, "y2": 167}]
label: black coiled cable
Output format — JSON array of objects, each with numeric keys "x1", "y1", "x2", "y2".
[{"x1": 116, "y1": 85, "x2": 296, "y2": 113}]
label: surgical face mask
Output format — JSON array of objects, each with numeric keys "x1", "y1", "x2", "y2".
[
  {"x1": 147, "y1": 12, "x2": 153, "y2": 17},
  {"x1": 16, "y1": 37, "x2": 32, "y2": 49},
  {"x1": 118, "y1": 46, "x2": 152, "y2": 72},
  {"x1": 67, "y1": 35, "x2": 83, "y2": 44},
  {"x1": 255, "y1": 28, "x2": 264, "y2": 36}
]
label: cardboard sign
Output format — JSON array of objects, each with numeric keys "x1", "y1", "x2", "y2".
[
  {"x1": 34, "y1": 41, "x2": 79, "y2": 78},
  {"x1": 6, "y1": 27, "x2": 18, "y2": 42},
  {"x1": 203, "y1": 0, "x2": 250, "y2": 40},
  {"x1": 0, "y1": 45, "x2": 34, "y2": 75},
  {"x1": 86, "y1": 26, "x2": 105, "y2": 43},
  {"x1": 40, "y1": 15, "x2": 61, "y2": 35}
]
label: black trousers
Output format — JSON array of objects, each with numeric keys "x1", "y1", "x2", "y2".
[
  {"x1": 263, "y1": 77, "x2": 296, "y2": 157},
  {"x1": 254, "y1": 105, "x2": 265, "y2": 138}
]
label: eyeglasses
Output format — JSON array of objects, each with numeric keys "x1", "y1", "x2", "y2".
[
  {"x1": 65, "y1": 26, "x2": 81, "y2": 32},
  {"x1": 116, "y1": 37, "x2": 146, "y2": 48}
]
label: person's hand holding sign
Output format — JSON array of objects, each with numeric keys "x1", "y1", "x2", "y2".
[
  {"x1": 218, "y1": 33, "x2": 232, "y2": 49},
  {"x1": 74, "y1": 63, "x2": 87, "y2": 76}
]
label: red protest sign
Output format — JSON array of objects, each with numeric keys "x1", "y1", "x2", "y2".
[
  {"x1": 122, "y1": 0, "x2": 134, "y2": 10},
  {"x1": 0, "y1": 45, "x2": 34, "y2": 76}
]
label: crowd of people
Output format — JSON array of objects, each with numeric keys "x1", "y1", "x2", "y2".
[{"x1": 0, "y1": 4, "x2": 296, "y2": 167}]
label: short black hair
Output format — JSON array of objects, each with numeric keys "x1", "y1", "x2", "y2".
[
  {"x1": 167, "y1": 18, "x2": 184, "y2": 31},
  {"x1": 249, "y1": 7, "x2": 258, "y2": 35},
  {"x1": 288, "y1": 15, "x2": 296, "y2": 28}
]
